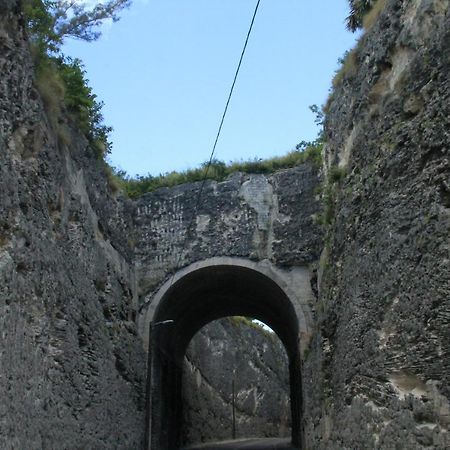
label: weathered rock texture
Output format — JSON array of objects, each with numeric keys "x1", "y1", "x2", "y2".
[
  {"x1": 182, "y1": 318, "x2": 290, "y2": 446},
  {"x1": 2, "y1": 0, "x2": 450, "y2": 448},
  {"x1": 303, "y1": 0, "x2": 450, "y2": 448},
  {"x1": 0, "y1": 2, "x2": 146, "y2": 448},
  {"x1": 0, "y1": 3, "x2": 322, "y2": 447},
  {"x1": 133, "y1": 166, "x2": 322, "y2": 305}
]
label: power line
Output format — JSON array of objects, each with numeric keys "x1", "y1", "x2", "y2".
[
  {"x1": 185, "y1": 0, "x2": 262, "y2": 223},
  {"x1": 140, "y1": 0, "x2": 262, "y2": 313},
  {"x1": 207, "y1": 0, "x2": 262, "y2": 174}
]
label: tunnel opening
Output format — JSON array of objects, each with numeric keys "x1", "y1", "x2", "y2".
[
  {"x1": 144, "y1": 264, "x2": 303, "y2": 450},
  {"x1": 181, "y1": 316, "x2": 291, "y2": 447}
]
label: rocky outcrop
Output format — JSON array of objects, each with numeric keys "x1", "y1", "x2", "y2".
[
  {"x1": 0, "y1": 2, "x2": 146, "y2": 448},
  {"x1": 303, "y1": 0, "x2": 450, "y2": 448},
  {"x1": 182, "y1": 318, "x2": 290, "y2": 446}
]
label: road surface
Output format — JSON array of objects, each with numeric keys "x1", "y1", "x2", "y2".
[{"x1": 182, "y1": 438, "x2": 297, "y2": 450}]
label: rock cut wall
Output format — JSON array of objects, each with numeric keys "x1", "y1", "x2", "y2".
[
  {"x1": 182, "y1": 318, "x2": 290, "y2": 446},
  {"x1": 0, "y1": 2, "x2": 146, "y2": 448},
  {"x1": 3, "y1": 0, "x2": 450, "y2": 448},
  {"x1": 0, "y1": 3, "x2": 323, "y2": 447},
  {"x1": 303, "y1": 0, "x2": 450, "y2": 448}
]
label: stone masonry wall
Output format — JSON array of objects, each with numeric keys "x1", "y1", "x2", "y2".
[
  {"x1": 0, "y1": 2, "x2": 146, "y2": 448},
  {"x1": 303, "y1": 0, "x2": 450, "y2": 448},
  {"x1": 182, "y1": 318, "x2": 290, "y2": 446}
]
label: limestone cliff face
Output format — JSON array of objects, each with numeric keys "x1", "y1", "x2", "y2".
[
  {"x1": 0, "y1": 2, "x2": 146, "y2": 448},
  {"x1": 182, "y1": 318, "x2": 290, "y2": 446},
  {"x1": 303, "y1": 0, "x2": 450, "y2": 448}
]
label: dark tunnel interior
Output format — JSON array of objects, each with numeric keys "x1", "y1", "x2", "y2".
[{"x1": 146, "y1": 265, "x2": 303, "y2": 450}]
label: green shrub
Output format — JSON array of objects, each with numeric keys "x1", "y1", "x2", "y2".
[
  {"x1": 31, "y1": 51, "x2": 112, "y2": 158},
  {"x1": 57, "y1": 57, "x2": 112, "y2": 157},
  {"x1": 329, "y1": 165, "x2": 347, "y2": 184},
  {"x1": 25, "y1": 0, "x2": 113, "y2": 159}
]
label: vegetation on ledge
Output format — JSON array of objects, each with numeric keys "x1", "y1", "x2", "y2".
[
  {"x1": 229, "y1": 316, "x2": 275, "y2": 339},
  {"x1": 22, "y1": 0, "x2": 380, "y2": 197},
  {"x1": 346, "y1": 0, "x2": 380, "y2": 31},
  {"x1": 24, "y1": 0, "x2": 128, "y2": 159},
  {"x1": 111, "y1": 103, "x2": 324, "y2": 198},
  {"x1": 110, "y1": 141, "x2": 323, "y2": 198}
]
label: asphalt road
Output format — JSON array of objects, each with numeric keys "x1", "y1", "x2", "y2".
[{"x1": 182, "y1": 438, "x2": 297, "y2": 450}]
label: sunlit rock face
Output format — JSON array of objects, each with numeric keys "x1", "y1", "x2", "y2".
[
  {"x1": 303, "y1": 0, "x2": 450, "y2": 448},
  {"x1": 182, "y1": 318, "x2": 291, "y2": 446}
]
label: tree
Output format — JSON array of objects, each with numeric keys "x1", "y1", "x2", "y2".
[
  {"x1": 24, "y1": 0, "x2": 131, "y2": 53},
  {"x1": 23, "y1": 0, "x2": 124, "y2": 158},
  {"x1": 346, "y1": 0, "x2": 375, "y2": 31}
]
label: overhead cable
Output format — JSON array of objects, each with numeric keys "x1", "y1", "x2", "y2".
[{"x1": 140, "y1": 0, "x2": 262, "y2": 312}]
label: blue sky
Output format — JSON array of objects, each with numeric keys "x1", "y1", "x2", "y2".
[{"x1": 64, "y1": 0, "x2": 358, "y2": 176}]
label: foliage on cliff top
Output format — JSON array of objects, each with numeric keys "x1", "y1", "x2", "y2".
[
  {"x1": 328, "y1": 0, "x2": 387, "y2": 99},
  {"x1": 110, "y1": 140, "x2": 323, "y2": 198},
  {"x1": 24, "y1": 0, "x2": 127, "y2": 158},
  {"x1": 229, "y1": 317, "x2": 275, "y2": 340},
  {"x1": 346, "y1": 0, "x2": 378, "y2": 31},
  {"x1": 24, "y1": 0, "x2": 130, "y2": 51},
  {"x1": 33, "y1": 53, "x2": 113, "y2": 156},
  {"x1": 112, "y1": 103, "x2": 324, "y2": 198}
]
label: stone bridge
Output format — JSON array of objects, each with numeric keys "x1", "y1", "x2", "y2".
[{"x1": 133, "y1": 164, "x2": 323, "y2": 449}]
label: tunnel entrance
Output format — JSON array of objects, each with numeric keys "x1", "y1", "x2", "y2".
[
  {"x1": 181, "y1": 317, "x2": 291, "y2": 446},
  {"x1": 143, "y1": 262, "x2": 304, "y2": 450}
]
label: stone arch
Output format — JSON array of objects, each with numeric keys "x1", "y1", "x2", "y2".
[{"x1": 140, "y1": 258, "x2": 314, "y2": 450}]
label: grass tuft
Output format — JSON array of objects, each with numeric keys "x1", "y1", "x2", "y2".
[
  {"x1": 329, "y1": 165, "x2": 347, "y2": 184},
  {"x1": 363, "y1": 0, "x2": 387, "y2": 30},
  {"x1": 57, "y1": 123, "x2": 71, "y2": 147},
  {"x1": 34, "y1": 57, "x2": 65, "y2": 127},
  {"x1": 332, "y1": 49, "x2": 358, "y2": 88},
  {"x1": 229, "y1": 316, "x2": 274, "y2": 338},
  {"x1": 112, "y1": 142, "x2": 323, "y2": 199},
  {"x1": 104, "y1": 164, "x2": 121, "y2": 193}
]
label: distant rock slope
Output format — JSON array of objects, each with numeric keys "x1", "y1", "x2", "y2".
[{"x1": 182, "y1": 318, "x2": 291, "y2": 446}]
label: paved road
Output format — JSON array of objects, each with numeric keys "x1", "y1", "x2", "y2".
[{"x1": 182, "y1": 437, "x2": 297, "y2": 450}]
